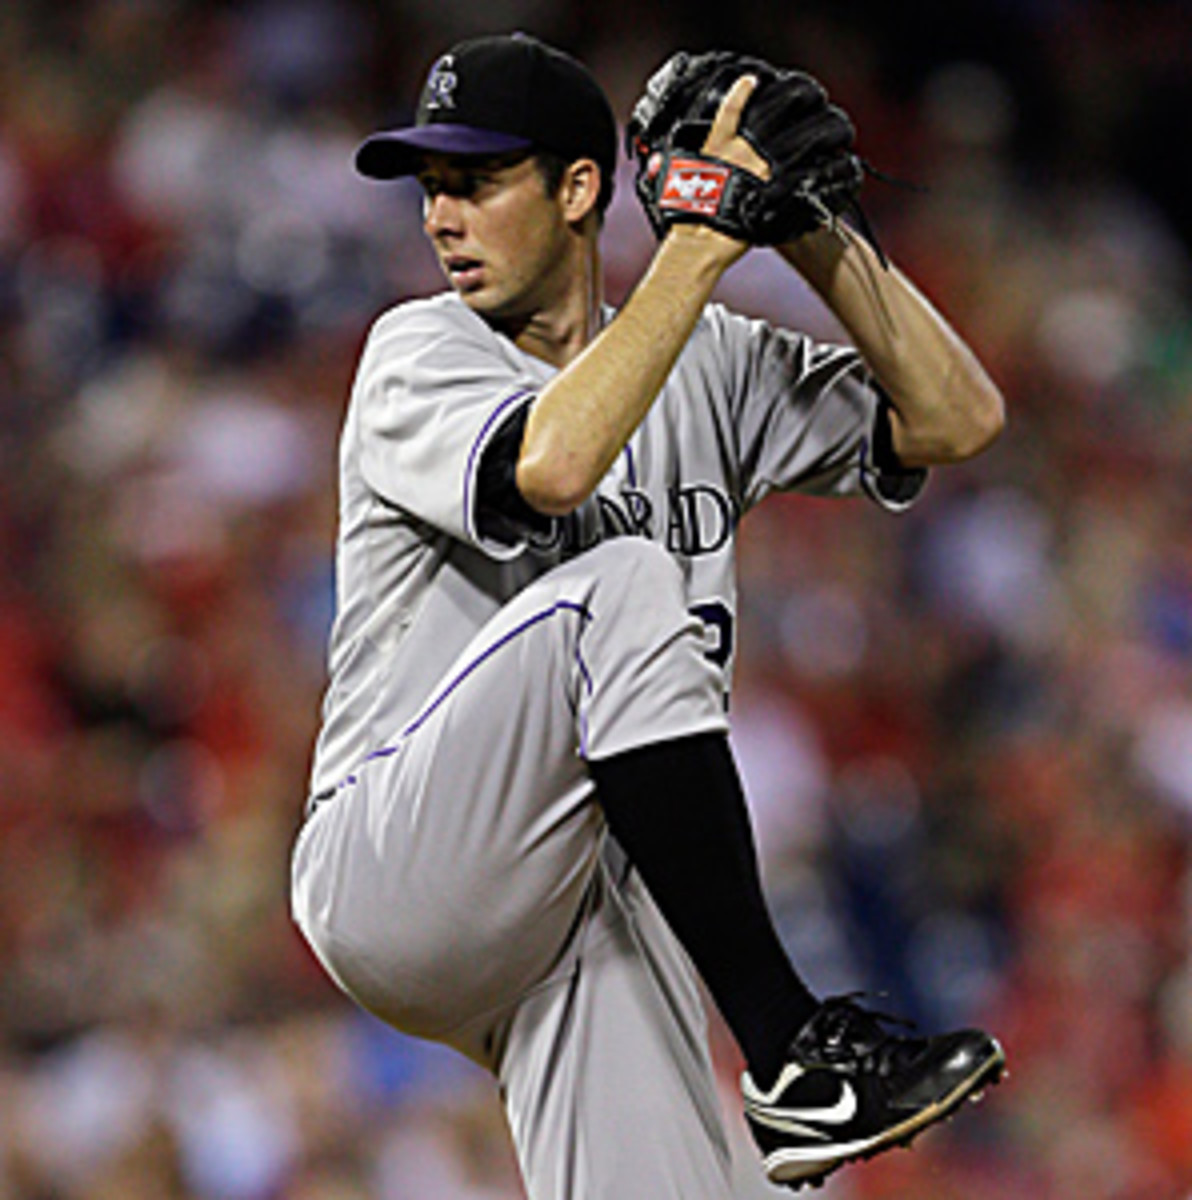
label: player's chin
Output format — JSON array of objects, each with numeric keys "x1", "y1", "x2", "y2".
[
  {"x1": 455, "y1": 284, "x2": 516, "y2": 320},
  {"x1": 447, "y1": 273, "x2": 495, "y2": 309},
  {"x1": 454, "y1": 287, "x2": 496, "y2": 316}
]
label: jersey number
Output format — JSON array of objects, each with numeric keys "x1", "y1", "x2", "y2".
[{"x1": 689, "y1": 601, "x2": 734, "y2": 669}]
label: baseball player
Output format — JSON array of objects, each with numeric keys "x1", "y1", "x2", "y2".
[{"x1": 291, "y1": 33, "x2": 1007, "y2": 1197}]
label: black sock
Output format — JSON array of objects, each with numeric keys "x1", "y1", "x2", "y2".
[{"x1": 589, "y1": 732, "x2": 819, "y2": 1089}]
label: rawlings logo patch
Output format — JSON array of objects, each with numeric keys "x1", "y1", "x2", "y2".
[{"x1": 659, "y1": 158, "x2": 729, "y2": 215}]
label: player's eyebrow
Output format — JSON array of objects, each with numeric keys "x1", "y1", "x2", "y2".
[{"x1": 416, "y1": 152, "x2": 537, "y2": 200}]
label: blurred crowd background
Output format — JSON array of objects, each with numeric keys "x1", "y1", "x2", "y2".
[{"x1": 1, "y1": 0, "x2": 1190, "y2": 1197}]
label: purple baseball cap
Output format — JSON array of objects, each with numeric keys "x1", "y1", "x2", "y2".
[{"x1": 355, "y1": 33, "x2": 617, "y2": 195}]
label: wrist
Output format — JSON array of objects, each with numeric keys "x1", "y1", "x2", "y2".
[
  {"x1": 782, "y1": 224, "x2": 846, "y2": 266},
  {"x1": 661, "y1": 222, "x2": 747, "y2": 272}
]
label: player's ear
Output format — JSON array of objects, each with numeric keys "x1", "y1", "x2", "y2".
[{"x1": 560, "y1": 158, "x2": 601, "y2": 224}]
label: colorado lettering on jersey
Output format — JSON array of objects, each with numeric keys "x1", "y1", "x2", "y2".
[{"x1": 530, "y1": 482, "x2": 740, "y2": 559}]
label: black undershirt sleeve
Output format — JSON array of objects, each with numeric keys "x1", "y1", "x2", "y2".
[
  {"x1": 870, "y1": 393, "x2": 902, "y2": 472},
  {"x1": 475, "y1": 401, "x2": 556, "y2": 544},
  {"x1": 865, "y1": 389, "x2": 929, "y2": 507}
]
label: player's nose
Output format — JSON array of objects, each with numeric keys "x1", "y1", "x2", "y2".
[{"x1": 423, "y1": 191, "x2": 463, "y2": 236}]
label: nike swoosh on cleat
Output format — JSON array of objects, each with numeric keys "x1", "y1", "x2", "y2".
[
  {"x1": 752, "y1": 1115, "x2": 835, "y2": 1141},
  {"x1": 750, "y1": 1080, "x2": 859, "y2": 1126}
]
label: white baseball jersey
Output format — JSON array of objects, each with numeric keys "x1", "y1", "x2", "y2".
[{"x1": 307, "y1": 291, "x2": 924, "y2": 804}]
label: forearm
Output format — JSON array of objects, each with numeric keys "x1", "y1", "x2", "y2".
[
  {"x1": 518, "y1": 226, "x2": 740, "y2": 514},
  {"x1": 781, "y1": 226, "x2": 1005, "y2": 466}
]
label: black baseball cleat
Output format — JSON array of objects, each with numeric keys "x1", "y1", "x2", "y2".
[{"x1": 741, "y1": 995, "x2": 1006, "y2": 1190}]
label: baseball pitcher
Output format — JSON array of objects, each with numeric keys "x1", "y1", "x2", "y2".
[{"x1": 291, "y1": 33, "x2": 1007, "y2": 1198}]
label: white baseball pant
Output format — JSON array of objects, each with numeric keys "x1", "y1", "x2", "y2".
[{"x1": 292, "y1": 539, "x2": 739, "y2": 1199}]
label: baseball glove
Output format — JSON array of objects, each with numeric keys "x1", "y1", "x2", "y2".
[{"x1": 627, "y1": 50, "x2": 866, "y2": 247}]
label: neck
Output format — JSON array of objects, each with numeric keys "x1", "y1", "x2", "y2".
[{"x1": 508, "y1": 237, "x2": 603, "y2": 369}]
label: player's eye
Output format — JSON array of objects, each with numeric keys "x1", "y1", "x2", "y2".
[
  {"x1": 418, "y1": 172, "x2": 487, "y2": 201},
  {"x1": 458, "y1": 170, "x2": 490, "y2": 197}
]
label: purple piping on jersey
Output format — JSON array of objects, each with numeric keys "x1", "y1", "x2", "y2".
[
  {"x1": 461, "y1": 388, "x2": 534, "y2": 541},
  {"x1": 623, "y1": 442, "x2": 637, "y2": 488},
  {"x1": 572, "y1": 637, "x2": 595, "y2": 757},
  {"x1": 324, "y1": 599, "x2": 595, "y2": 800},
  {"x1": 398, "y1": 598, "x2": 592, "y2": 742}
]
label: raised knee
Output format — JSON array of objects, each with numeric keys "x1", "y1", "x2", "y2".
[{"x1": 298, "y1": 906, "x2": 460, "y2": 1038}]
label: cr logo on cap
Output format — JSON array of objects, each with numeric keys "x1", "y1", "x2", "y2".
[{"x1": 425, "y1": 55, "x2": 458, "y2": 110}]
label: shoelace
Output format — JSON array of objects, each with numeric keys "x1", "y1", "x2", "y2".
[{"x1": 814, "y1": 994, "x2": 925, "y2": 1078}]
